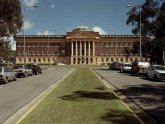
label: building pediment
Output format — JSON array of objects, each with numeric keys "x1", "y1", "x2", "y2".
[{"x1": 66, "y1": 32, "x2": 99, "y2": 39}]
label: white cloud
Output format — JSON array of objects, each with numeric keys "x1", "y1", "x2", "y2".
[
  {"x1": 51, "y1": 4, "x2": 55, "y2": 8},
  {"x1": 36, "y1": 30, "x2": 55, "y2": 35},
  {"x1": 24, "y1": 20, "x2": 33, "y2": 30},
  {"x1": 24, "y1": 0, "x2": 39, "y2": 6},
  {"x1": 92, "y1": 26, "x2": 107, "y2": 35}
]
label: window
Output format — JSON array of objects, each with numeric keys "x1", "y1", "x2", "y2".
[
  {"x1": 29, "y1": 58, "x2": 31, "y2": 62},
  {"x1": 101, "y1": 43, "x2": 105, "y2": 47},
  {"x1": 105, "y1": 43, "x2": 109, "y2": 47},
  {"x1": 18, "y1": 50, "x2": 22, "y2": 55},
  {"x1": 19, "y1": 58, "x2": 22, "y2": 62},
  {"x1": 38, "y1": 58, "x2": 41, "y2": 63}
]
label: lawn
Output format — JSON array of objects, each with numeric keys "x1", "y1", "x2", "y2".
[{"x1": 19, "y1": 67, "x2": 143, "y2": 124}]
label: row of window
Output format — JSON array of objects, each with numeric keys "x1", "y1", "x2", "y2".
[
  {"x1": 18, "y1": 43, "x2": 65, "y2": 47},
  {"x1": 18, "y1": 50, "x2": 65, "y2": 56},
  {"x1": 18, "y1": 58, "x2": 57, "y2": 63},
  {"x1": 100, "y1": 42, "x2": 133, "y2": 47},
  {"x1": 101, "y1": 57, "x2": 136, "y2": 63}
]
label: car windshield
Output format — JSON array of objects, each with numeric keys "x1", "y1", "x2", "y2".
[
  {"x1": 13, "y1": 66, "x2": 23, "y2": 69},
  {"x1": 155, "y1": 66, "x2": 165, "y2": 70},
  {"x1": 125, "y1": 64, "x2": 131, "y2": 67}
]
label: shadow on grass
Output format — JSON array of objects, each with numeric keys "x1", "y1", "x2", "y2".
[
  {"x1": 59, "y1": 90, "x2": 118, "y2": 101},
  {"x1": 100, "y1": 109, "x2": 141, "y2": 124}
]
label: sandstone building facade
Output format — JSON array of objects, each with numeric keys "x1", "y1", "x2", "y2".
[{"x1": 16, "y1": 26, "x2": 148, "y2": 65}]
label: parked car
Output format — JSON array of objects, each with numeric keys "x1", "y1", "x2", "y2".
[
  {"x1": 119, "y1": 63, "x2": 132, "y2": 73},
  {"x1": 109, "y1": 62, "x2": 121, "y2": 70},
  {"x1": 131, "y1": 60, "x2": 150, "y2": 75},
  {"x1": 0, "y1": 66, "x2": 17, "y2": 84},
  {"x1": 27, "y1": 64, "x2": 42, "y2": 75},
  {"x1": 145, "y1": 65, "x2": 165, "y2": 81},
  {"x1": 13, "y1": 65, "x2": 33, "y2": 78}
]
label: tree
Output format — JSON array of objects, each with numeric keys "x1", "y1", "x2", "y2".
[
  {"x1": 0, "y1": 0, "x2": 23, "y2": 38},
  {"x1": 126, "y1": 0, "x2": 165, "y2": 64},
  {"x1": 0, "y1": 38, "x2": 12, "y2": 61}
]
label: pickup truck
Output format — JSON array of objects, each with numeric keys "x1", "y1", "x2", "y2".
[
  {"x1": 13, "y1": 65, "x2": 33, "y2": 78},
  {"x1": 145, "y1": 65, "x2": 165, "y2": 81}
]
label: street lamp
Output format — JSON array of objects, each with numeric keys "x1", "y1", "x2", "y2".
[
  {"x1": 23, "y1": 5, "x2": 38, "y2": 65},
  {"x1": 126, "y1": 4, "x2": 142, "y2": 61}
]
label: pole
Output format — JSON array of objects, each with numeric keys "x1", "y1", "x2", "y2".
[
  {"x1": 115, "y1": 35, "x2": 117, "y2": 62},
  {"x1": 23, "y1": 5, "x2": 38, "y2": 65},
  {"x1": 48, "y1": 35, "x2": 50, "y2": 68},
  {"x1": 139, "y1": 10, "x2": 142, "y2": 61},
  {"x1": 23, "y1": 20, "x2": 26, "y2": 65}
]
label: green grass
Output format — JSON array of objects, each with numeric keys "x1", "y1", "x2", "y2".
[{"x1": 19, "y1": 67, "x2": 142, "y2": 124}]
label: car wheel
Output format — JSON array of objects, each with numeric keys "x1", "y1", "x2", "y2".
[
  {"x1": 36, "y1": 71, "x2": 38, "y2": 75},
  {"x1": 14, "y1": 75, "x2": 17, "y2": 81},
  {"x1": 146, "y1": 73, "x2": 149, "y2": 79},
  {"x1": 24, "y1": 72, "x2": 27, "y2": 78},
  {"x1": 153, "y1": 74, "x2": 158, "y2": 81},
  {"x1": 4, "y1": 77, "x2": 8, "y2": 84}
]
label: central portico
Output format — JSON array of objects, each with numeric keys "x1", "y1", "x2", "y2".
[{"x1": 66, "y1": 26, "x2": 99, "y2": 64}]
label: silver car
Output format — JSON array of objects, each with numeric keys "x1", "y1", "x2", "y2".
[{"x1": 0, "y1": 67, "x2": 17, "y2": 84}]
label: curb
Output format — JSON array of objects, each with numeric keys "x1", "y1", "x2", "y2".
[
  {"x1": 92, "y1": 69, "x2": 159, "y2": 124},
  {"x1": 3, "y1": 68, "x2": 75, "y2": 124}
]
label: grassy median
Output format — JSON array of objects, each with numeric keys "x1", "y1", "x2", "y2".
[{"x1": 19, "y1": 67, "x2": 142, "y2": 124}]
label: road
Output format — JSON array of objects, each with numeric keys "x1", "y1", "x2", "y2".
[
  {"x1": 0, "y1": 67, "x2": 74, "y2": 124},
  {"x1": 93, "y1": 67, "x2": 165, "y2": 124}
]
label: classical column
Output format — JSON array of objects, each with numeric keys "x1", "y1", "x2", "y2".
[
  {"x1": 88, "y1": 41, "x2": 91, "y2": 56},
  {"x1": 93, "y1": 41, "x2": 95, "y2": 56},
  {"x1": 76, "y1": 41, "x2": 78, "y2": 56},
  {"x1": 84, "y1": 41, "x2": 86, "y2": 56},
  {"x1": 71, "y1": 41, "x2": 73, "y2": 56},
  {"x1": 80, "y1": 41, "x2": 82, "y2": 56}
]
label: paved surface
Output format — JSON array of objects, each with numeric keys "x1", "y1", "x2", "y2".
[
  {"x1": 93, "y1": 67, "x2": 165, "y2": 124},
  {"x1": 0, "y1": 67, "x2": 74, "y2": 124}
]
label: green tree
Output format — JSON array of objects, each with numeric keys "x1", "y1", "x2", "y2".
[
  {"x1": 0, "y1": 0, "x2": 22, "y2": 62},
  {"x1": 126, "y1": 0, "x2": 165, "y2": 64},
  {"x1": 0, "y1": 0, "x2": 23, "y2": 38}
]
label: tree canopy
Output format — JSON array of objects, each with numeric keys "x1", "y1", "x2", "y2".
[
  {"x1": 0, "y1": 0, "x2": 23, "y2": 38},
  {"x1": 126, "y1": 0, "x2": 165, "y2": 64}
]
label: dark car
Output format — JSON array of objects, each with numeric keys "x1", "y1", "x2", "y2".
[
  {"x1": 27, "y1": 64, "x2": 42, "y2": 75},
  {"x1": 109, "y1": 62, "x2": 121, "y2": 70}
]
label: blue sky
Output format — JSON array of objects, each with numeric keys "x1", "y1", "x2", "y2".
[{"x1": 11, "y1": 0, "x2": 145, "y2": 49}]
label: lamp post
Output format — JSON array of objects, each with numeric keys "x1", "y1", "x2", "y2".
[
  {"x1": 127, "y1": 4, "x2": 142, "y2": 61},
  {"x1": 23, "y1": 5, "x2": 38, "y2": 65}
]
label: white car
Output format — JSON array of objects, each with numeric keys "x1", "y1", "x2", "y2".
[
  {"x1": 119, "y1": 63, "x2": 132, "y2": 73},
  {"x1": 145, "y1": 65, "x2": 165, "y2": 81},
  {"x1": 13, "y1": 65, "x2": 33, "y2": 78},
  {"x1": 0, "y1": 67, "x2": 17, "y2": 84}
]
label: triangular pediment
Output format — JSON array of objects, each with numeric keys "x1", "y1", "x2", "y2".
[{"x1": 67, "y1": 32, "x2": 98, "y2": 39}]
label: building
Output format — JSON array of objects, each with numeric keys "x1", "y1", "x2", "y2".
[{"x1": 16, "y1": 26, "x2": 149, "y2": 65}]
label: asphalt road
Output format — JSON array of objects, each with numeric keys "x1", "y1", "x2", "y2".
[
  {"x1": 0, "y1": 67, "x2": 74, "y2": 124},
  {"x1": 93, "y1": 67, "x2": 165, "y2": 124}
]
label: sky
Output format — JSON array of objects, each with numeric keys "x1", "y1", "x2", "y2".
[{"x1": 11, "y1": 0, "x2": 145, "y2": 50}]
